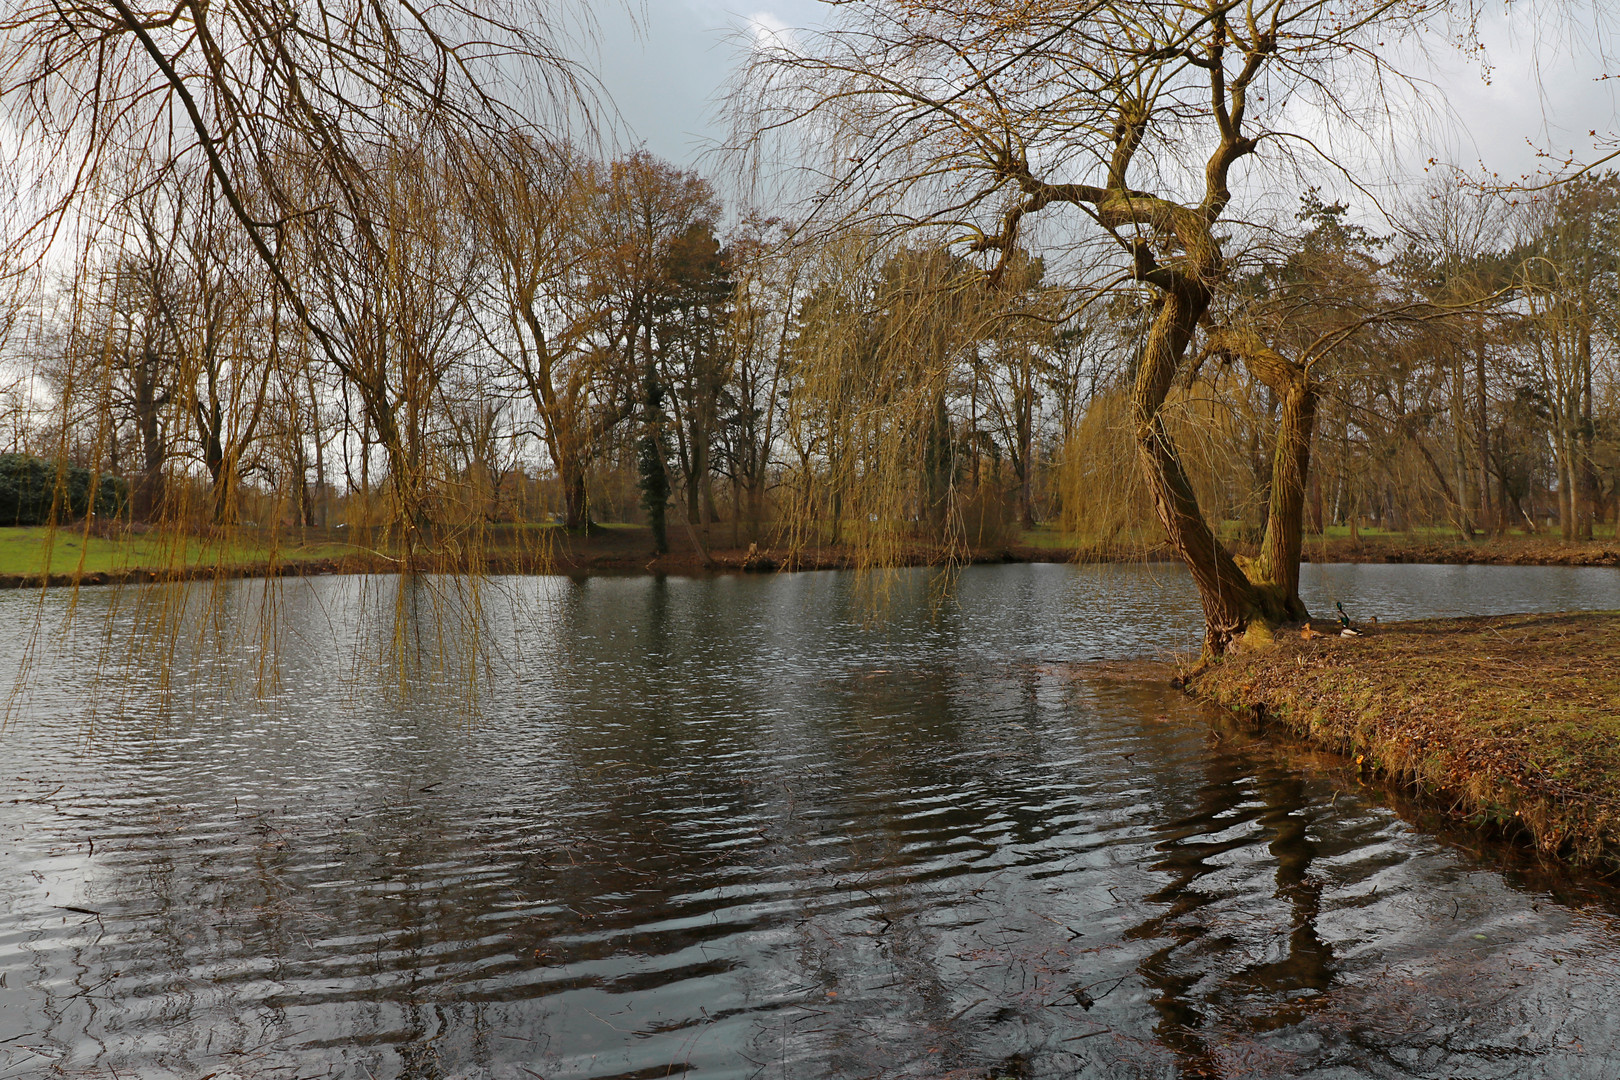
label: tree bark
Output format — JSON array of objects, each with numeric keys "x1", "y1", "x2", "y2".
[
  {"x1": 1252, "y1": 377, "x2": 1316, "y2": 622},
  {"x1": 1473, "y1": 331, "x2": 1494, "y2": 535},
  {"x1": 1208, "y1": 326, "x2": 1317, "y2": 626},
  {"x1": 1132, "y1": 287, "x2": 1259, "y2": 656},
  {"x1": 132, "y1": 363, "x2": 167, "y2": 523},
  {"x1": 558, "y1": 448, "x2": 590, "y2": 532}
]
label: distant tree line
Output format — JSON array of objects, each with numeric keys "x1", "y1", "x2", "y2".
[
  {"x1": 2, "y1": 153, "x2": 1615, "y2": 557},
  {"x1": 0, "y1": 158, "x2": 1609, "y2": 556}
]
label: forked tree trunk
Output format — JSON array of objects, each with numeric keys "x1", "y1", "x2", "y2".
[
  {"x1": 1133, "y1": 308, "x2": 1321, "y2": 655},
  {"x1": 992, "y1": 50, "x2": 1293, "y2": 656}
]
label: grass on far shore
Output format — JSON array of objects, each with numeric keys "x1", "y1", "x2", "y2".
[
  {"x1": 1186, "y1": 612, "x2": 1620, "y2": 871},
  {"x1": 3, "y1": 516, "x2": 1615, "y2": 580},
  {"x1": 0, "y1": 525, "x2": 364, "y2": 577}
]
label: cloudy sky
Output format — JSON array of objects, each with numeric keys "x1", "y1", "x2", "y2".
[
  {"x1": 587, "y1": 1, "x2": 820, "y2": 166},
  {"x1": 589, "y1": 0, "x2": 1620, "y2": 200}
]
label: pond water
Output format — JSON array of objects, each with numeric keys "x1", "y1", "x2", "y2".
[{"x1": 1, "y1": 561, "x2": 1619, "y2": 1080}]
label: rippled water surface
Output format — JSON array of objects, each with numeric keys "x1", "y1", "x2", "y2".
[{"x1": 2, "y1": 562, "x2": 1619, "y2": 1079}]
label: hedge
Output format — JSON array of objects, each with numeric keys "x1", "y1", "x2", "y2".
[{"x1": 0, "y1": 454, "x2": 130, "y2": 526}]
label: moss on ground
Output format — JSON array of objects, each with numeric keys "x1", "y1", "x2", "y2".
[{"x1": 1185, "y1": 612, "x2": 1620, "y2": 870}]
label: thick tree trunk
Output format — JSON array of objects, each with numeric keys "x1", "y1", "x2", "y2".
[
  {"x1": 1251, "y1": 377, "x2": 1316, "y2": 623},
  {"x1": 362, "y1": 383, "x2": 425, "y2": 569},
  {"x1": 201, "y1": 404, "x2": 228, "y2": 526},
  {"x1": 639, "y1": 361, "x2": 670, "y2": 555},
  {"x1": 561, "y1": 459, "x2": 590, "y2": 532},
  {"x1": 130, "y1": 364, "x2": 167, "y2": 523},
  {"x1": 1207, "y1": 327, "x2": 1317, "y2": 626},
  {"x1": 1132, "y1": 287, "x2": 1258, "y2": 656}
]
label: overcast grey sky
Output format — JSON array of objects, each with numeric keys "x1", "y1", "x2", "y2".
[
  {"x1": 590, "y1": 1, "x2": 822, "y2": 166},
  {"x1": 588, "y1": 2, "x2": 1620, "y2": 200}
]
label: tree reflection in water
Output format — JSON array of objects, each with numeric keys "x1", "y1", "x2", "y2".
[
  {"x1": 3, "y1": 566, "x2": 1620, "y2": 1078},
  {"x1": 1126, "y1": 755, "x2": 1340, "y2": 1078}
]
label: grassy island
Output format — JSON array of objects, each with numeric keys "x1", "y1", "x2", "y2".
[{"x1": 1185, "y1": 612, "x2": 1620, "y2": 871}]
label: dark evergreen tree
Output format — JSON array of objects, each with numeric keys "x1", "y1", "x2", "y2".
[{"x1": 638, "y1": 363, "x2": 671, "y2": 553}]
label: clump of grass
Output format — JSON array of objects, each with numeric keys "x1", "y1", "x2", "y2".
[{"x1": 1185, "y1": 612, "x2": 1620, "y2": 870}]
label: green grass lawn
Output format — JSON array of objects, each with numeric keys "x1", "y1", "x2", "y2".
[
  {"x1": 0, "y1": 526, "x2": 363, "y2": 577},
  {"x1": 1307, "y1": 522, "x2": 1617, "y2": 542}
]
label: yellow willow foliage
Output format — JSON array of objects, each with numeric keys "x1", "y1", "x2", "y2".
[
  {"x1": 776, "y1": 241, "x2": 1009, "y2": 607},
  {"x1": 1059, "y1": 374, "x2": 1273, "y2": 550},
  {"x1": 1058, "y1": 387, "x2": 1152, "y2": 546},
  {"x1": 3, "y1": 162, "x2": 563, "y2": 721}
]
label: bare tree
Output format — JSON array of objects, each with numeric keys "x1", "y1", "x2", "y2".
[
  {"x1": 1512, "y1": 176, "x2": 1620, "y2": 540},
  {"x1": 715, "y1": 214, "x2": 799, "y2": 544},
  {"x1": 1, "y1": 0, "x2": 592, "y2": 552},
  {"x1": 736, "y1": 0, "x2": 1472, "y2": 654},
  {"x1": 466, "y1": 139, "x2": 609, "y2": 532},
  {"x1": 585, "y1": 153, "x2": 723, "y2": 549},
  {"x1": 1397, "y1": 182, "x2": 1518, "y2": 535}
]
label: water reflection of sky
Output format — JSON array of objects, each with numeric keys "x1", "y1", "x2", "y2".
[
  {"x1": 1, "y1": 563, "x2": 1618, "y2": 1079},
  {"x1": 1300, "y1": 561, "x2": 1620, "y2": 622}
]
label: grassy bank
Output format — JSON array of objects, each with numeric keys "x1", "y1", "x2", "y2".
[
  {"x1": 1185, "y1": 612, "x2": 1620, "y2": 871},
  {"x1": 0, "y1": 525, "x2": 366, "y2": 577},
  {"x1": 1302, "y1": 531, "x2": 1620, "y2": 567},
  {"x1": 3, "y1": 520, "x2": 1617, "y2": 588},
  {"x1": 1024, "y1": 523, "x2": 1620, "y2": 567},
  {"x1": 0, "y1": 522, "x2": 1167, "y2": 587}
]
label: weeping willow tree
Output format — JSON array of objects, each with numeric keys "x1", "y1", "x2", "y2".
[
  {"x1": 0, "y1": 0, "x2": 599, "y2": 704},
  {"x1": 733, "y1": 0, "x2": 1489, "y2": 655},
  {"x1": 774, "y1": 230, "x2": 1061, "y2": 584}
]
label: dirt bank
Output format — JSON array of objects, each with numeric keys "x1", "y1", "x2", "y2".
[
  {"x1": 1302, "y1": 534, "x2": 1620, "y2": 567},
  {"x1": 1183, "y1": 611, "x2": 1620, "y2": 871}
]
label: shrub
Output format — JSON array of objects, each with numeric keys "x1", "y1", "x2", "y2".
[{"x1": 0, "y1": 454, "x2": 129, "y2": 526}]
